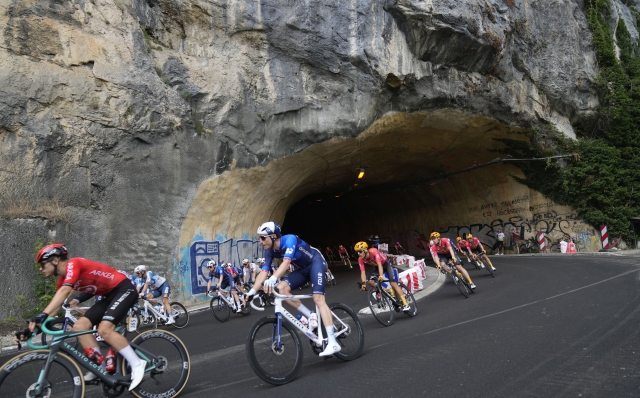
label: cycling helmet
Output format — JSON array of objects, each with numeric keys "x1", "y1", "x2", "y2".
[
  {"x1": 456, "y1": 237, "x2": 462, "y2": 242},
  {"x1": 207, "y1": 260, "x2": 216, "y2": 267},
  {"x1": 257, "y1": 221, "x2": 281, "y2": 236},
  {"x1": 354, "y1": 242, "x2": 368, "y2": 251},
  {"x1": 242, "y1": 258, "x2": 249, "y2": 264},
  {"x1": 339, "y1": 245, "x2": 343, "y2": 248},
  {"x1": 36, "y1": 244, "x2": 68, "y2": 263},
  {"x1": 466, "y1": 234, "x2": 473, "y2": 239},
  {"x1": 134, "y1": 265, "x2": 146, "y2": 274},
  {"x1": 430, "y1": 232, "x2": 441, "y2": 239}
]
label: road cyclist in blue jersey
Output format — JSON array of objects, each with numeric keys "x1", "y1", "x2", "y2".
[
  {"x1": 246, "y1": 221, "x2": 341, "y2": 357},
  {"x1": 134, "y1": 265, "x2": 175, "y2": 325},
  {"x1": 206, "y1": 260, "x2": 244, "y2": 313}
]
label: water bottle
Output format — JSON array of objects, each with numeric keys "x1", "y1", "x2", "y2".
[
  {"x1": 296, "y1": 314, "x2": 309, "y2": 328},
  {"x1": 84, "y1": 347, "x2": 104, "y2": 365},
  {"x1": 105, "y1": 348, "x2": 116, "y2": 373}
]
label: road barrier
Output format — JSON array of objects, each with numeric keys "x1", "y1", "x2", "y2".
[
  {"x1": 600, "y1": 225, "x2": 609, "y2": 249},
  {"x1": 538, "y1": 232, "x2": 546, "y2": 252}
]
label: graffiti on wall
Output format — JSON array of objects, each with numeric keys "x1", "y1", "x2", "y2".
[
  {"x1": 189, "y1": 239, "x2": 264, "y2": 295},
  {"x1": 405, "y1": 209, "x2": 600, "y2": 257}
]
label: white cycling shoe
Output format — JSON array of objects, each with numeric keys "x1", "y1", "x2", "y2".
[
  {"x1": 470, "y1": 284, "x2": 477, "y2": 289},
  {"x1": 84, "y1": 371, "x2": 98, "y2": 381},
  {"x1": 165, "y1": 317, "x2": 175, "y2": 325},
  {"x1": 319, "y1": 342, "x2": 341, "y2": 357},
  {"x1": 128, "y1": 361, "x2": 147, "y2": 391}
]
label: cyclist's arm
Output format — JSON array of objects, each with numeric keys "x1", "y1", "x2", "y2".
[
  {"x1": 40, "y1": 285, "x2": 72, "y2": 320},
  {"x1": 448, "y1": 245, "x2": 459, "y2": 262},
  {"x1": 271, "y1": 258, "x2": 291, "y2": 280}
]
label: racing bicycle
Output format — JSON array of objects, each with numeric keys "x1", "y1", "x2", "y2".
[
  {"x1": 249, "y1": 290, "x2": 276, "y2": 311},
  {"x1": 0, "y1": 317, "x2": 190, "y2": 397},
  {"x1": 365, "y1": 277, "x2": 417, "y2": 326},
  {"x1": 470, "y1": 253, "x2": 495, "y2": 278},
  {"x1": 135, "y1": 297, "x2": 189, "y2": 329},
  {"x1": 340, "y1": 255, "x2": 353, "y2": 269},
  {"x1": 246, "y1": 290, "x2": 364, "y2": 385},
  {"x1": 439, "y1": 259, "x2": 474, "y2": 298},
  {"x1": 209, "y1": 287, "x2": 251, "y2": 322}
]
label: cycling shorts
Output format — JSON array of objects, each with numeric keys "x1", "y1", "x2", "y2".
[
  {"x1": 218, "y1": 277, "x2": 237, "y2": 292},
  {"x1": 470, "y1": 246, "x2": 485, "y2": 255},
  {"x1": 436, "y1": 252, "x2": 461, "y2": 265},
  {"x1": 283, "y1": 253, "x2": 327, "y2": 295},
  {"x1": 368, "y1": 261, "x2": 398, "y2": 283},
  {"x1": 150, "y1": 281, "x2": 171, "y2": 298},
  {"x1": 83, "y1": 279, "x2": 138, "y2": 326}
]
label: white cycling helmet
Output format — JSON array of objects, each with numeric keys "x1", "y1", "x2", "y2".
[
  {"x1": 134, "y1": 265, "x2": 146, "y2": 274},
  {"x1": 257, "y1": 221, "x2": 281, "y2": 236},
  {"x1": 242, "y1": 258, "x2": 249, "y2": 264},
  {"x1": 207, "y1": 260, "x2": 216, "y2": 267}
]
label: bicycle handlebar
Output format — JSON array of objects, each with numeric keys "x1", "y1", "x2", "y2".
[{"x1": 26, "y1": 317, "x2": 60, "y2": 350}]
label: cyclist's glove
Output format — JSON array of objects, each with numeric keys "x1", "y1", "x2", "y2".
[
  {"x1": 263, "y1": 275, "x2": 278, "y2": 288},
  {"x1": 358, "y1": 282, "x2": 366, "y2": 290}
]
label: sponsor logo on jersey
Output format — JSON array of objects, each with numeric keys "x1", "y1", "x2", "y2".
[
  {"x1": 297, "y1": 246, "x2": 312, "y2": 258},
  {"x1": 76, "y1": 284, "x2": 98, "y2": 294},
  {"x1": 89, "y1": 270, "x2": 115, "y2": 279},
  {"x1": 285, "y1": 248, "x2": 294, "y2": 255}
]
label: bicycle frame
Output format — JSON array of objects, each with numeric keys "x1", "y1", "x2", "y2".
[
  {"x1": 26, "y1": 318, "x2": 156, "y2": 393},
  {"x1": 271, "y1": 292, "x2": 349, "y2": 349},
  {"x1": 211, "y1": 287, "x2": 237, "y2": 307},
  {"x1": 140, "y1": 298, "x2": 169, "y2": 322}
]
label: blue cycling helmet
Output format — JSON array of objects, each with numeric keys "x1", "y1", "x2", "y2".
[{"x1": 257, "y1": 221, "x2": 281, "y2": 236}]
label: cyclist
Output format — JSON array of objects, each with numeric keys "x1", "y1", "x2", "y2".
[
  {"x1": 355, "y1": 241, "x2": 411, "y2": 311},
  {"x1": 228, "y1": 262, "x2": 245, "y2": 292},
  {"x1": 465, "y1": 234, "x2": 496, "y2": 271},
  {"x1": 207, "y1": 260, "x2": 243, "y2": 312},
  {"x1": 134, "y1": 265, "x2": 175, "y2": 325},
  {"x1": 325, "y1": 246, "x2": 334, "y2": 262},
  {"x1": 337, "y1": 245, "x2": 352, "y2": 268},
  {"x1": 251, "y1": 221, "x2": 340, "y2": 357},
  {"x1": 455, "y1": 236, "x2": 472, "y2": 263},
  {"x1": 429, "y1": 232, "x2": 476, "y2": 289},
  {"x1": 22, "y1": 244, "x2": 146, "y2": 390},
  {"x1": 395, "y1": 241, "x2": 405, "y2": 255},
  {"x1": 368, "y1": 235, "x2": 380, "y2": 249},
  {"x1": 242, "y1": 258, "x2": 258, "y2": 287}
]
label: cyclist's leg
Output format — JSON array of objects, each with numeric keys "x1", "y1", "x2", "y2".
[
  {"x1": 75, "y1": 299, "x2": 108, "y2": 350},
  {"x1": 455, "y1": 262, "x2": 473, "y2": 285},
  {"x1": 385, "y1": 264, "x2": 408, "y2": 306},
  {"x1": 481, "y1": 252, "x2": 494, "y2": 268},
  {"x1": 159, "y1": 283, "x2": 172, "y2": 315}
]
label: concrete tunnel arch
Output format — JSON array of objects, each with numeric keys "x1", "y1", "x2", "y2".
[{"x1": 175, "y1": 109, "x2": 600, "y2": 305}]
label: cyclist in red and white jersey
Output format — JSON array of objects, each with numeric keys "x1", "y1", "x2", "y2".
[
  {"x1": 429, "y1": 232, "x2": 476, "y2": 289},
  {"x1": 465, "y1": 234, "x2": 496, "y2": 271},
  {"x1": 355, "y1": 241, "x2": 411, "y2": 311},
  {"x1": 337, "y1": 245, "x2": 352, "y2": 269},
  {"x1": 455, "y1": 237, "x2": 472, "y2": 263},
  {"x1": 24, "y1": 244, "x2": 146, "y2": 390}
]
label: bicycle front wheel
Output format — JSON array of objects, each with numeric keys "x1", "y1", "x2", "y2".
[
  {"x1": 210, "y1": 296, "x2": 231, "y2": 322},
  {"x1": 246, "y1": 316, "x2": 303, "y2": 385},
  {"x1": 170, "y1": 302, "x2": 189, "y2": 328},
  {"x1": 0, "y1": 350, "x2": 85, "y2": 398},
  {"x1": 135, "y1": 308, "x2": 157, "y2": 334},
  {"x1": 450, "y1": 272, "x2": 470, "y2": 298},
  {"x1": 399, "y1": 283, "x2": 418, "y2": 317},
  {"x1": 367, "y1": 288, "x2": 395, "y2": 326},
  {"x1": 124, "y1": 330, "x2": 190, "y2": 398},
  {"x1": 330, "y1": 303, "x2": 364, "y2": 361},
  {"x1": 480, "y1": 257, "x2": 495, "y2": 277}
]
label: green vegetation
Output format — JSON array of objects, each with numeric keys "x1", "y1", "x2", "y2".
[
  {"x1": 501, "y1": 1, "x2": 640, "y2": 243},
  {"x1": 17, "y1": 238, "x2": 59, "y2": 318}
]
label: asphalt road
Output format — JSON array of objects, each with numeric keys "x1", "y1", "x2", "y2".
[{"x1": 3, "y1": 254, "x2": 640, "y2": 397}]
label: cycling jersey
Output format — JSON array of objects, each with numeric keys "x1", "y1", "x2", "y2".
[
  {"x1": 338, "y1": 248, "x2": 348, "y2": 256},
  {"x1": 144, "y1": 271, "x2": 167, "y2": 290},
  {"x1": 467, "y1": 237, "x2": 483, "y2": 250},
  {"x1": 227, "y1": 266, "x2": 240, "y2": 278},
  {"x1": 357, "y1": 248, "x2": 388, "y2": 272},
  {"x1": 457, "y1": 240, "x2": 470, "y2": 251},
  {"x1": 429, "y1": 238, "x2": 453, "y2": 258},
  {"x1": 262, "y1": 235, "x2": 319, "y2": 271},
  {"x1": 209, "y1": 265, "x2": 230, "y2": 282},
  {"x1": 56, "y1": 257, "x2": 129, "y2": 296}
]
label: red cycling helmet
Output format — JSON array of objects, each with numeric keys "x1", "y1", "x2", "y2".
[{"x1": 36, "y1": 244, "x2": 68, "y2": 263}]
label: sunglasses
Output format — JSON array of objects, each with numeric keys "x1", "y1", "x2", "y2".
[
  {"x1": 39, "y1": 260, "x2": 52, "y2": 270},
  {"x1": 207, "y1": 266, "x2": 214, "y2": 269},
  {"x1": 259, "y1": 236, "x2": 270, "y2": 241},
  {"x1": 357, "y1": 250, "x2": 366, "y2": 254}
]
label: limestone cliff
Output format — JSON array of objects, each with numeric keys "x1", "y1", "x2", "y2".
[{"x1": 0, "y1": 0, "x2": 631, "y2": 316}]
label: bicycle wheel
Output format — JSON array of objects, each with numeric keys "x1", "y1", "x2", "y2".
[
  {"x1": 0, "y1": 350, "x2": 85, "y2": 397},
  {"x1": 246, "y1": 316, "x2": 303, "y2": 385},
  {"x1": 169, "y1": 302, "x2": 189, "y2": 328},
  {"x1": 135, "y1": 308, "x2": 157, "y2": 334},
  {"x1": 449, "y1": 272, "x2": 470, "y2": 298},
  {"x1": 41, "y1": 317, "x2": 78, "y2": 347},
  {"x1": 398, "y1": 283, "x2": 418, "y2": 317},
  {"x1": 479, "y1": 257, "x2": 495, "y2": 277},
  {"x1": 458, "y1": 273, "x2": 475, "y2": 294},
  {"x1": 210, "y1": 296, "x2": 231, "y2": 322},
  {"x1": 123, "y1": 330, "x2": 190, "y2": 398},
  {"x1": 329, "y1": 303, "x2": 365, "y2": 361},
  {"x1": 367, "y1": 288, "x2": 395, "y2": 326}
]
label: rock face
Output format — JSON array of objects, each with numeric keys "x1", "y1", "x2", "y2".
[{"x1": 0, "y1": 0, "x2": 630, "y2": 317}]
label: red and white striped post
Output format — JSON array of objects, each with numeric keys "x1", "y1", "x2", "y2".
[
  {"x1": 600, "y1": 225, "x2": 609, "y2": 249},
  {"x1": 538, "y1": 232, "x2": 546, "y2": 252}
]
